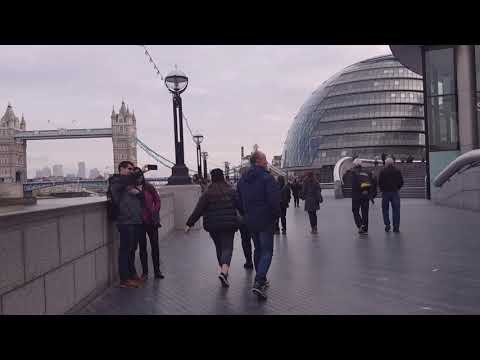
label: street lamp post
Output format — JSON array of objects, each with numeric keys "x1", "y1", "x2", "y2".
[
  {"x1": 165, "y1": 65, "x2": 192, "y2": 185},
  {"x1": 193, "y1": 133, "x2": 204, "y2": 179},
  {"x1": 201, "y1": 151, "x2": 208, "y2": 180}
]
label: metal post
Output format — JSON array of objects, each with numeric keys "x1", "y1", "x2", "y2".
[
  {"x1": 203, "y1": 153, "x2": 208, "y2": 180},
  {"x1": 422, "y1": 46, "x2": 431, "y2": 200},
  {"x1": 177, "y1": 94, "x2": 185, "y2": 165},
  {"x1": 197, "y1": 143, "x2": 202, "y2": 178},
  {"x1": 168, "y1": 94, "x2": 191, "y2": 185},
  {"x1": 172, "y1": 94, "x2": 179, "y2": 163}
]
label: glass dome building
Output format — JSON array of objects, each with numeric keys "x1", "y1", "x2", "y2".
[{"x1": 282, "y1": 54, "x2": 425, "y2": 180}]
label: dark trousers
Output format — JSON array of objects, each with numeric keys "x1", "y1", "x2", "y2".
[
  {"x1": 252, "y1": 230, "x2": 274, "y2": 284},
  {"x1": 138, "y1": 224, "x2": 161, "y2": 276},
  {"x1": 239, "y1": 224, "x2": 253, "y2": 264},
  {"x1": 117, "y1": 224, "x2": 142, "y2": 282},
  {"x1": 293, "y1": 195, "x2": 300, "y2": 207},
  {"x1": 382, "y1": 191, "x2": 400, "y2": 229},
  {"x1": 308, "y1": 210, "x2": 317, "y2": 228},
  {"x1": 276, "y1": 207, "x2": 288, "y2": 231},
  {"x1": 352, "y1": 198, "x2": 370, "y2": 231},
  {"x1": 210, "y1": 231, "x2": 235, "y2": 267}
]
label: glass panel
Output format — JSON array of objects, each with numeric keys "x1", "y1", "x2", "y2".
[
  {"x1": 425, "y1": 47, "x2": 456, "y2": 96},
  {"x1": 428, "y1": 95, "x2": 458, "y2": 148}
]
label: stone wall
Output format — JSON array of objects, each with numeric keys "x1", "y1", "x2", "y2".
[
  {"x1": 0, "y1": 193, "x2": 175, "y2": 315},
  {"x1": 433, "y1": 167, "x2": 480, "y2": 212}
]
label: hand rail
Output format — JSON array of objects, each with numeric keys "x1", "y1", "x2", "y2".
[{"x1": 433, "y1": 149, "x2": 480, "y2": 187}]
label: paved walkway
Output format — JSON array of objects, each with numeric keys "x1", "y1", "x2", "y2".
[{"x1": 77, "y1": 190, "x2": 480, "y2": 315}]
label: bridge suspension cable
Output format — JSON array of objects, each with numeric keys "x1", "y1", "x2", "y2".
[{"x1": 136, "y1": 137, "x2": 197, "y2": 174}]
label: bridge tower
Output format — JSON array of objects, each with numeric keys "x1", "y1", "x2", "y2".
[
  {"x1": 111, "y1": 101, "x2": 137, "y2": 173},
  {"x1": 0, "y1": 103, "x2": 27, "y2": 183}
]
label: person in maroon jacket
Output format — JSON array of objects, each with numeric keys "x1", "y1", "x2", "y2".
[{"x1": 132, "y1": 167, "x2": 165, "y2": 280}]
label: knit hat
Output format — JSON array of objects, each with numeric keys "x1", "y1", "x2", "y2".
[{"x1": 210, "y1": 168, "x2": 224, "y2": 183}]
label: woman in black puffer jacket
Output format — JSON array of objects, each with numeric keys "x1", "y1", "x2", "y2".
[{"x1": 186, "y1": 168, "x2": 239, "y2": 288}]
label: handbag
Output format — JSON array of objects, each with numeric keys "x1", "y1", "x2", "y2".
[{"x1": 317, "y1": 187, "x2": 323, "y2": 204}]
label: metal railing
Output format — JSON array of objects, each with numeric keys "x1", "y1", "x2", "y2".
[{"x1": 433, "y1": 149, "x2": 480, "y2": 187}]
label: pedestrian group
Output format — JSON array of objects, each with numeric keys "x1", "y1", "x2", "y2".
[{"x1": 107, "y1": 153, "x2": 405, "y2": 300}]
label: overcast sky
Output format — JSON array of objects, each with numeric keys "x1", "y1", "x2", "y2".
[{"x1": 0, "y1": 45, "x2": 390, "y2": 178}]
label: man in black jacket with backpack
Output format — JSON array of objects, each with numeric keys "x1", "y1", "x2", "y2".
[{"x1": 351, "y1": 159, "x2": 377, "y2": 235}]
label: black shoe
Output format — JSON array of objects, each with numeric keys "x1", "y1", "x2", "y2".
[
  {"x1": 393, "y1": 227, "x2": 400, "y2": 233},
  {"x1": 358, "y1": 225, "x2": 368, "y2": 234},
  {"x1": 252, "y1": 282, "x2": 267, "y2": 300},
  {"x1": 385, "y1": 225, "x2": 391, "y2": 232},
  {"x1": 219, "y1": 273, "x2": 230, "y2": 287},
  {"x1": 244, "y1": 262, "x2": 254, "y2": 269},
  {"x1": 154, "y1": 272, "x2": 165, "y2": 279},
  {"x1": 281, "y1": 229, "x2": 286, "y2": 234}
]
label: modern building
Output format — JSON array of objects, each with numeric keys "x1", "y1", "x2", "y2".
[
  {"x1": 77, "y1": 161, "x2": 86, "y2": 179},
  {"x1": 390, "y1": 45, "x2": 480, "y2": 208},
  {"x1": 53, "y1": 164, "x2": 64, "y2": 177},
  {"x1": 0, "y1": 103, "x2": 27, "y2": 183},
  {"x1": 282, "y1": 54, "x2": 426, "y2": 182}
]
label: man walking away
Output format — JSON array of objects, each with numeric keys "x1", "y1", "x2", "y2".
[
  {"x1": 237, "y1": 151, "x2": 280, "y2": 300},
  {"x1": 238, "y1": 166, "x2": 253, "y2": 269},
  {"x1": 300, "y1": 172, "x2": 322, "y2": 234},
  {"x1": 291, "y1": 179, "x2": 301, "y2": 208},
  {"x1": 277, "y1": 176, "x2": 291, "y2": 234},
  {"x1": 108, "y1": 161, "x2": 145, "y2": 288},
  {"x1": 378, "y1": 157, "x2": 404, "y2": 233},
  {"x1": 351, "y1": 159, "x2": 377, "y2": 235}
]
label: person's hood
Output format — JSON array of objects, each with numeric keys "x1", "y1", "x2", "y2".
[{"x1": 245, "y1": 165, "x2": 266, "y2": 183}]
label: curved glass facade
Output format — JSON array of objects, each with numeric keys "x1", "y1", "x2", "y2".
[{"x1": 282, "y1": 54, "x2": 426, "y2": 169}]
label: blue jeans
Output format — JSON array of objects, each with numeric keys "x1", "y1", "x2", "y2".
[
  {"x1": 382, "y1": 192, "x2": 400, "y2": 228},
  {"x1": 252, "y1": 230, "x2": 274, "y2": 284},
  {"x1": 117, "y1": 224, "x2": 142, "y2": 282}
]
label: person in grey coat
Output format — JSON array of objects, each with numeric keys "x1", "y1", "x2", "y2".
[
  {"x1": 300, "y1": 172, "x2": 322, "y2": 234},
  {"x1": 108, "y1": 160, "x2": 145, "y2": 288}
]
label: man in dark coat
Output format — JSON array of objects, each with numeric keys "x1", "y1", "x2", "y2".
[
  {"x1": 291, "y1": 179, "x2": 301, "y2": 208},
  {"x1": 108, "y1": 161, "x2": 144, "y2": 288},
  {"x1": 237, "y1": 166, "x2": 254, "y2": 269},
  {"x1": 300, "y1": 172, "x2": 322, "y2": 234},
  {"x1": 350, "y1": 159, "x2": 377, "y2": 235},
  {"x1": 276, "y1": 175, "x2": 291, "y2": 234},
  {"x1": 237, "y1": 150, "x2": 280, "y2": 300},
  {"x1": 378, "y1": 157, "x2": 404, "y2": 233}
]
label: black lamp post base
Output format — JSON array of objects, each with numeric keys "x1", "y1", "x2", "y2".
[{"x1": 167, "y1": 165, "x2": 192, "y2": 185}]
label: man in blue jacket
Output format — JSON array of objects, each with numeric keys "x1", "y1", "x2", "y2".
[{"x1": 237, "y1": 150, "x2": 281, "y2": 300}]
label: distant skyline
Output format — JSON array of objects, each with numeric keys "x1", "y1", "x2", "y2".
[{"x1": 0, "y1": 45, "x2": 390, "y2": 178}]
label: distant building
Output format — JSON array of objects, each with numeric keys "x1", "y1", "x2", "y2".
[
  {"x1": 78, "y1": 161, "x2": 86, "y2": 179},
  {"x1": 41, "y1": 166, "x2": 52, "y2": 178},
  {"x1": 35, "y1": 169, "x2": 43, "y2": 179},
  {"x1": 0, "y1": 103, "x2": 27, "y2": 183},
  {"x1": 89, "y1": 168, "x2": 100, "y2": 179},
  {"x1": 272, "y1": 155, "x2": 282, "y2": 168},
  {"x1": 52, "y1": 164, "x2": 64, "y2": 177},
  {"x1": 65, "y1": 173, "x2": 76, "y2": 179},
  {"x1": 111, "y1": 101, "x2": 137, "y2": 173}
]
